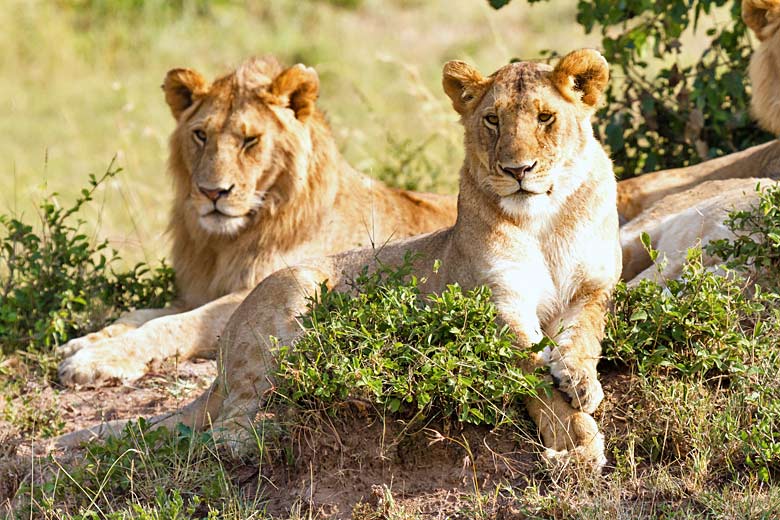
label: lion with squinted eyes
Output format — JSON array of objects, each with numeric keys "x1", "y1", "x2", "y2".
[{"x1": 59, "y1": 49, "x2": 621, "y2": 468}]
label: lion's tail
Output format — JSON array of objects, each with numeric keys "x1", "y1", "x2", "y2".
[{"x1": 53, "y1": 380, "x2": 225, "y2": 450}]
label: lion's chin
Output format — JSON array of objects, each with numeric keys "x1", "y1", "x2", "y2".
[
  {"x1": 498, "y1": 189, "x2": 554, "y2": 220},
  {"x1": 198, "y1": 212, "x2": 249, "y2": 237}
]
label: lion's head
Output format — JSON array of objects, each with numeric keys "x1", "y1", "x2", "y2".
[
  {"x1": 442, "y1": 49, "x2": 609, "y2": 218},
  {"x1": 164, "y1": 57, "x2": 321, "y2": 237},
  {"x1": 744, "y1": 0, "x2": 780, "y2": 135}
]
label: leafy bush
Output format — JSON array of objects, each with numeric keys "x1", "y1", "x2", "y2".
[
  {"x1": 0, "y1": 162, "x2": 176, "y2": 354},
  {"x1": 492, "y1": 0, "x2": 774, "y2": 176},
  {"x1": 274, "y1": 254, "x2": 548, "y2": 426},
  {"x1": 706, "y1": 182, "x2": 780, "y2": 278},
  {"x1": 603, "y1": 243, "x2": 778, "y2": 377},
  {"x1": 603, "y1": 227, "x2": 780, "y2": 480}
]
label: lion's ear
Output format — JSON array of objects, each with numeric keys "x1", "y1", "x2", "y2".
[
  {"x1": 162, "y1": 68, "x2": 208, "y2": 120},
  {"x1": 442, "y1": 60, "x2": 489, "y2": 115},
  {"x1": 742, "y1": 0, "x2": 780, "y2": 40},
  {"x1": 551, "y1": 49, "x2": 609, "y2": 109},
  {"x1": 269, "y1": 64, "x2": 320, "y2": 122}
]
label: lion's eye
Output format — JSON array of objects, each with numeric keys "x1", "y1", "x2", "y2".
[
  {"x1": 484, "y1": 114, "x2": 499, "y2": 127},
  {"x1": 538, "y1": 112, "x2": 554, "y2": 123},
  {"x1": 243, "y1": 136, "x2": 259, "y2": 150},
  {"x1": 193, "y1": 129, "x2": 207, "y2": 145}
]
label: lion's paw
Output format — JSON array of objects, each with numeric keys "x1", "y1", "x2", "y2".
[
  {"x1": 57, "y1": 332, "x2": 105, "y2": 358},
  {"x1": 57, "y1": 324, "x2": 135, "y2": 358},
  {"x1": 541, "y1": 430, "x2": 606, "y2": 473},
  {"x1": 549, "y1": 361, "x2": 604, "y2": 414},
  {"x1": 58, "y1": 342, "x2": 148, "y2": 387}
]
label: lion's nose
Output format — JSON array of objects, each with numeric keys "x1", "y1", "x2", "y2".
[
  {"x1": 199, "y1": 184, "x2": 234, "y2": 202},
  {"x1": 499, "y1": 160, "x2": 537, "y2": 182}
]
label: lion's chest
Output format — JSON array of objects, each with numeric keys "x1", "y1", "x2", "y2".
[{"x1": 480, "y1": 235, "x2": 584, "y2": 340}]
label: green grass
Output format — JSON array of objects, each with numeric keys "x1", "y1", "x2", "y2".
[{"x1": 16, "y1": 420, "x2": 262, "y2": 519}]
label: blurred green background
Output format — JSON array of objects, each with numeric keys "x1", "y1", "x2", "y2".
[{"x1": 1, "y1": 0, "x2": 594, "y2": 265}]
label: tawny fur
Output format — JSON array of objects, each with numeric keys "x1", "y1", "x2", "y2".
[
  {"x1": 746, "y1": 0, "x2": 780, "y2": 134},
  {"x1": 616, "y1": 141, "x2": 780, "y2": 222},
  {"x1": 58, "y1": 50, "x2": 622, "y2": 468},
  {"x1": 621, "y1": 178, "x2": 777, "y2": 282},
  {"x1": 57, "y1": 57, "x2": 456, "y2": 386}
]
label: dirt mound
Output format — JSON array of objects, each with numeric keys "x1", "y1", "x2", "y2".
[{"x1": 254, "y1": 404, "x2": 540, "y2": 518}]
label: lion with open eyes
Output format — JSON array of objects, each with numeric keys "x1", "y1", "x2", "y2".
[
  {"x1": 57, "y1": 57, "x2": 456, "y2": 386},
  {"x1": 62, "y1": 49, "x2": 621, "y2": 468}
]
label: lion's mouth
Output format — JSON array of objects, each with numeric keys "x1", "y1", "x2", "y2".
[
  {"x1": 511, "y1": 185, "x2": 551, "y2": 197},
  {"x1": 204, "y1": 209, "x2": 242, "y2": 219},
  {"x1": 198, "y1": 210, "x2": 253, "y2": 236},
  {"x1": 200, "y1": 205, "x2": 257, "y2": 220}
]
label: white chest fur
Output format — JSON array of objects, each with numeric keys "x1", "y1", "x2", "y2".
[{"x1": 479, "y1": 220, "x2": 598, "y2": 345}]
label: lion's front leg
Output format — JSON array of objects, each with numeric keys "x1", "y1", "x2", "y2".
[
  {"x1": 58, "y1": 291, "x2": 247, "y2": 387},
  {"x1": 57, "y1": 307, "x2": 183, "y2": 358},
  {"x1": 495, "y1": 300, "x2": 605, "y2": 468},
  {"x1": 543, "y1": 290, "x2": 610, "y2": 414},
  {"x1": 525, "y1": 389, "x2": 606, "y2": 470}
]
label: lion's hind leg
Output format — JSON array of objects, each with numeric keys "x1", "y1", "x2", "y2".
[{"x1": 178, "y1": 266, "x2": 334, "y2": 452}]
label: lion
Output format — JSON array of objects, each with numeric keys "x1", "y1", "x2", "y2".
[
  {"x1": 744, "y1": 0, "x2": 780, "y2": 135},
  {"x1": 621, "y1": 0, "x2": 780, "y2": 282},
  {"x1": 57, "y1": 57, "x2": 457, "y2": 386},
  {"x1": 59, "y1": 49, "x2": 622, "y2": 468},
  {"x1": 621, "y1": 177, "x2": 778, "y2": 281},
  {"x1": 616, "y1": 0, "x2": 780, "y2": 224}
]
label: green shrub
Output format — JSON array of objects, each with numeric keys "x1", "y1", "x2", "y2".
[
  {"x1": 603, "y1": 229, "x2": 780, "y2": 481},
  {"x1": 603, "y1": 243, "x2": 778, "y2": 377},
  {"x1": 493, "y1": 0, "x2": 774, "y2": 176},
  {"x1": 0, "y1": 161, "x2": 176, "y2": 354},
  {"x1": 274, "y1": 254, "x2": 548, "y2": 426}
]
